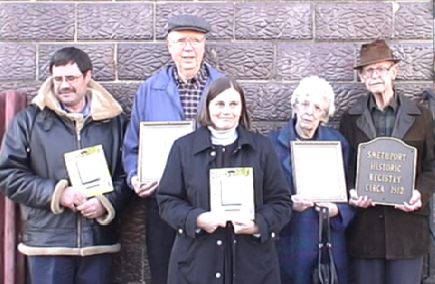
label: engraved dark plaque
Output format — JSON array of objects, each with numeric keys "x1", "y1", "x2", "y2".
[{"x1": 356, "y1": 137, "x2": 416, "y2": 206}]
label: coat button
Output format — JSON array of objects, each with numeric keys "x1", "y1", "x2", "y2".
[
  {"x1": 271, "y1": 232, "x2": 276, "y2": 238},
  {"x1": 178, "y1": 229, "x2": 183, "y2": 234},
  {"x1": 234, "y1": 240, "x2": 237, "y2": 244},
  {"x1": 378, "y1": 215, "x2": 384, "y2": 219},
  {"x1": 211, "y1": 151, "x2": 216, "y2": 156},
  {"x1": 216, "y1": 240, "x2": 222, "y2": 246},
  {"x1": 215, "y1": 272, "x2": 221, "y2": 278}
]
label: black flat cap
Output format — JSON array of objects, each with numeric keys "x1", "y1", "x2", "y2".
[{"x1": 167, "y1": 15, "x2": 211, "y2": 33}]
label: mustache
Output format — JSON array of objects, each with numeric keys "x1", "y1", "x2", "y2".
[{"x1": 57, "y1": 87, "x2": 76, "y2": 94}]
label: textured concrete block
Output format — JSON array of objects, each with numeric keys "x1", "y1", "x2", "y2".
[
  {"x1": 0, "y1": 45, "x2": 36, "y2": 81},
  {"x1": 118, "y1": 44, "x2": 171, "y2": 81},
  {"x1": 242, "y1": 83, "x2": 294, "y2": 121},
  {"x1": 315, "y1": 3, "x2": 393, "y2": 40},
  {"x1": 0, "y1": 3, "x2": 74, "y2": 40},
  {"x1": 392, "y1": 44, "x2": 433, "y2": 81},
  {"x1": 235, "y1": 3, "x2": 312, "y2": 39},
  {"x1": 330, "y1": 83, "x2": 368, "y2": 126},
  {"x1": 206, "y1": 44, "x2": 274, "y2": 80},
  {"x1": 395, "y1": 3, "x2": 433, "y2": 39},
  {"x1": 102, "y1": 83, "x2": 140, "y2": 117},
  {"x1": 252, "y1": 121, "x2": 287, "y2": 135},
  {"x1": 39, "y1": 45, "x2": 116, "y2": 81},
  {"x1": 0, "y1": 81, "x2": 41, "y2": 104},
  {"x1": 78, "y1": 3, "x2": 153, "y2": 40},
  {"x1": 156, "y1": 3, "x2": 233, "y2": 39},
  {"x1": 395, "y1": 83, "x2": 434, "y2": 103},
  {"x1": 110, "y1": 245, "x2": 144, "y2": 283},
  {"x1": 276, "y1": 44, "x2": 355, "y2": 81}
]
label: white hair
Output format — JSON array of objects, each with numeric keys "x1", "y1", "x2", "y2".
[{"x1": 290, "y1": 76, "x2": 336, "y2": 123}]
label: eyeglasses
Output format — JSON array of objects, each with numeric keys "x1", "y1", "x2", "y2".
[
  {"x1": 53, "y1": 75, "x2": 83, "y2": 84},
  {"x1": 169, "y1": 36, "x2": 206, "y2": 48},
  {"x1": 297, "y1": 99, "x2": 325, "y2": 116},
  {"x1": 361, "y1": 65, "x2": 395, "y2": 78}
]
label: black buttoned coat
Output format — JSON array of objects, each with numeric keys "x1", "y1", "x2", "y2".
[
  {"x1": 157, "y1": 126, "x2": 292, "y2": 284},
  {"x1": 339, "y1": 92, "x2": 435, "y2": 259}
]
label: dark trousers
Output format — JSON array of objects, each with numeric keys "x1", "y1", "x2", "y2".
[
  {"x1": 353, "y1": 256, "x2": 424, "y2": 284},
  {"x1": 28, "y1": 254, "x2": 113, "y2": 284},
  {"x1": 146, "y1": 197, "x2": 176, "y2": 284}
]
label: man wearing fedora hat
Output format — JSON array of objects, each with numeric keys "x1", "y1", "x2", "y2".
[
  {"x1": 339, "y1": 39, "x2": 435, "y2": 284},
  {"x1": 122, "y1": 15, "x2": 224, "y2": 284}
]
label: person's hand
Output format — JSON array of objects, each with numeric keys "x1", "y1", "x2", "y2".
[
  {"x1": 196, "y1": 212, "x2": 226, "y2": 234},
  {"x1": 60, "y1": 186, "x2": 87, "y2": 211},
  {"x1": 131, "y1": 176, "x2": 158, "y2": 198},
  {"x1": 395, "y1": 190, "x2": 422, "y2": 212},
  {"x1": 232, "y1": 220, "x2": 259, "y2": 235},
  {"x1": 77, "y1": 198, "x2": 107, "y2": 219},
  {"x1": 291, "y1": 195, "x2": 314, "y2": 212},
  {"x1": 315, "y1": 203, "x2": 339, "y2": 217},
  {"x1": 348, "y1": 189, "x2": 374, "y2": 208}
]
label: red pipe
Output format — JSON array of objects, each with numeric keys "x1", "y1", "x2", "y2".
[{"x1": 1, "y1": 91, "x2": 27, "y2": 284}]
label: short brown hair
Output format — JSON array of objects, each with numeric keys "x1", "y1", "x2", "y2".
[{"x1": 197, "y1": 77, "x2": 252, "y2": 130}]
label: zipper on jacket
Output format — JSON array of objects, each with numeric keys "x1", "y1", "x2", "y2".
[{"x1": 75, "y1": 126, "x2": 83, "y2": 248}]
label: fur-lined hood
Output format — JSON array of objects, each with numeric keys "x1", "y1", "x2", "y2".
[{"x1": 32, "y1": 77, "x2": 122, "y2": 121}]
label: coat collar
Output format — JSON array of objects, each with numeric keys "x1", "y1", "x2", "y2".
[
  {"x1": 277, "y1": 118, "x2": 330, "y2": 149},
  {"x1": 152, "y1": 63, "x2": 222, "y2": 90},
  {"x1": 192, "y1": 126, "x2": 256, "y2": 155},
  {"x1": 32, "y1": 78, "x2": 122, "y2": 121},
  {"x1": 347, "y1": 90, "x2": 421, "y2": 140}
]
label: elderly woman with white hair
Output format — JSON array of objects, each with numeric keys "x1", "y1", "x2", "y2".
[{"x1": 268, "y1": 76, "x2": 355, "y2": 284}]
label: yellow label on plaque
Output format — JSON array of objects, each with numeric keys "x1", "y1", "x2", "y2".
[{"x1": 64, "y1": 145, "x2": 114, "y2": 197}]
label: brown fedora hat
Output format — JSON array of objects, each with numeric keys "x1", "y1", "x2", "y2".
[{"x1": 354, "y1": 39, "x2": 400, "y2": 69}]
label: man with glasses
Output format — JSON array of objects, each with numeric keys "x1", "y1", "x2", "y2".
[
  {"x1": 0, "y1": 47, "x2": 131, "y2": 284},
  {"x1": 122, "y1": 15, "x2": 224, "y2": 284},
  {"x1": 339, "y1": 40, "x2": 435, "y2": 284}
]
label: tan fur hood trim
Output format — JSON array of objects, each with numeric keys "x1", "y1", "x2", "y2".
[
  {"x1": 32, "y1": 78, "x2": 122, "y2": 120},
  {"x1": 18, "y1": 243, "x2": 121, "y2": 256}
]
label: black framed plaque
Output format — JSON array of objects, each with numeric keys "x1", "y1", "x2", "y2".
[
  {"x1": 355, "y1": 137, "x2": 416, "y2": 206},
  {"x1": 291, "y1": 141, "x2": 348, "y2": 203}
]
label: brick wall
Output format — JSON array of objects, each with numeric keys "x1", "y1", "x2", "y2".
[{"x1": 0, "y1": 1, "x2": 433, "y2": 283}]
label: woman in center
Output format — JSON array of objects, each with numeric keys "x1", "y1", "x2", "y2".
[
  {"x1": 157, "y1": 77, "x2": 292, "y2": 284},
  {"x1": 268, "y1": 76, "x2": 355, "y2": 284}
]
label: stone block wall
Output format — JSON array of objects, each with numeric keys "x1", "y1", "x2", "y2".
[{"x1": 0, "y1": 1, "x2": 433, "y2": 283}]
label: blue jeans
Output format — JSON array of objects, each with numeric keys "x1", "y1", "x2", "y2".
[{"x1": 28, "y1": 254, "x2": 113, "y2": 284}]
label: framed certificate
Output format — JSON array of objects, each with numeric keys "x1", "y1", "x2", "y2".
[
  {"x1": 138, "y1": 121, "x2": 195, "y2": 184},
  {"x1": 291, "y1": 141, "x2": 348, "y2": 203},
  {"x1": 64, "y1": 145, "x2": 113, "y2": 197},
  {"x1": 209, "y1": 167, "x2": 255, "y2": 221}
]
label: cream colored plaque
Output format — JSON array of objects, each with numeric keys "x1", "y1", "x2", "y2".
[
  {"x1": 64, "y1": 145, "x2": 113, "y2": 197},
  {"x1": 138, "y1": 121, "x2": 195, "y2": 184},
  {"x1": 209, "y1": 167, "x2": 255, "y2": 221},
  {"x1": 291, "y1": 141, "x2": 347, "y2": 202}
]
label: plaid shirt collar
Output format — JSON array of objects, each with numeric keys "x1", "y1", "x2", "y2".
[
  {"x1": 368, "y1": 92, "x2": 398, "y2": 113},
  {"x1": 172, "y1": 63, "x2": 208, "y2": 87}
]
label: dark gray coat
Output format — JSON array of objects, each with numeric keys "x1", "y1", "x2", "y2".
[
  {"x1": 339, "y1": 92, "x2": 435, "y2": 259},
  {"x1": 157, "y1": 126, "x2": 292, "y2": 284}
]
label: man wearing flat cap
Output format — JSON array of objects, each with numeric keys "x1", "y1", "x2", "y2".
[
  {"x1": 122, "y1": 15, "x2": 224, "y2": 284},
  {"x1": 339, "y1": 40, "x2": 435, "y2": 283}
]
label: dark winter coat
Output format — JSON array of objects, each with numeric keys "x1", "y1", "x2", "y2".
[
  {"x1": 157, "y1": 126, "x2": 293, "y2": 284},
  {"x1": 0, "y1": 79, "x2": 132, "y2": 256},
  {"x1": 269, "y1": 119, "x2": 355, "y2": 284},
  {"x1": 339, "y1": 92, "x2": 435, "y2": 259}
]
